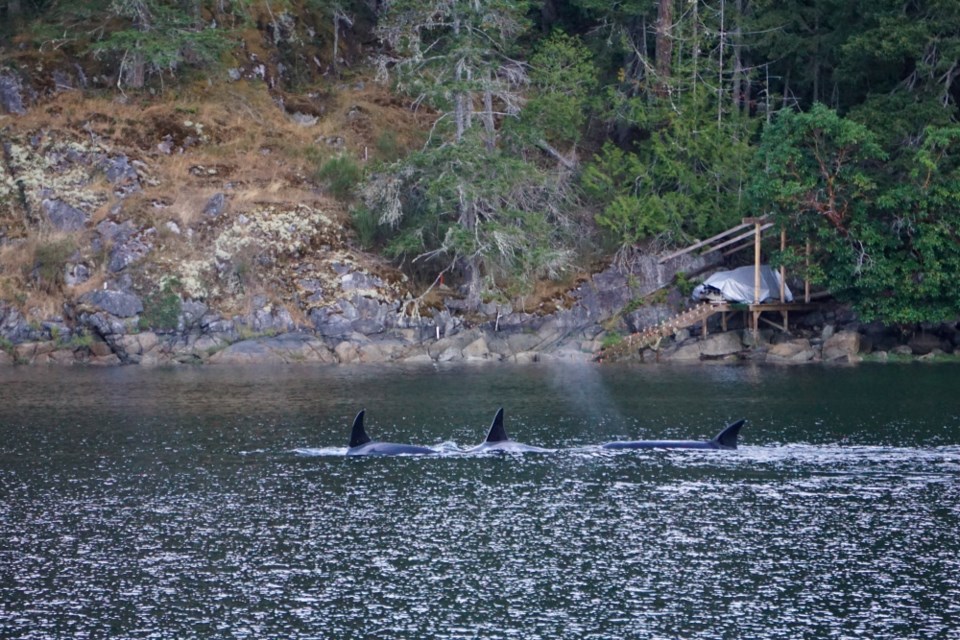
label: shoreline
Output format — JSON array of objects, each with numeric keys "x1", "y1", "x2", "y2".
[{"x1": 3, "y1": 324, "x2": 958, "y2": 367}]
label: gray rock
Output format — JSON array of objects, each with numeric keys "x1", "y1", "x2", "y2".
[
  {"x1": 202, "y1": 193, "x2": 227, "y2": 218},
  {"x1": 312, "y1": 308, "x2": 353, "y2": 338},
  {"x1": 208, "y1": 333, "x2": 334, "y2": 364},
  {"x1": 662, "y1": 341, "x2": 703, "y2": 361},
  {"x1": 823, "y1": 331, "x2": 861, "y2": 361},
  {"x1": 341, "y1": 271, "x2": 386, "y2": 292},
  {"x1": 766, "y1": 339, "x2": 816, "y2": 363},
  {"x1": 100, "y1": 155, "x2": 140, "y2": 189},
  {"x1": 907, "y1": 332, "x2": 942, "y2": 355},
  {"x1": 700, "y1": 331, "x2": 744, "y2": 357},
  {"x1": 514, "y1": 351, "x2": 541, "y2": 364},
  {"x1": 334, "y1": 341, "x2": 360, "y2": 364},
  {"x1": 462, "y1": 337, "x2": 491, "y2": 360},
  {"x1": 506, "y1": 332, "x2": 542, "y2": 354},
  {"x1": 0, "y1": 304, "x2": 30, "y2": 343},
  {"x1": 437, "y1": 346, "x2": 463, "y2": 362},
  {"x1": 82, "y1": 312, "x2": 129, "y2": 338},
  {"x1": 179, "y1": 301, "x2": 208, "y2": 332},
  {"x1": 42, "y1": 199, "x2": 88, "y2": 231},
  {"x1": 402, "y1": 352, "x2": 434, "y2": 364},
  {"x1": 65, "y1": 263, "x2": 91, "y2": 287},
  {"x1": 358, "y1": 340, "x2": 408, "y2": 363},
  {"x1": 0, "y1": 72, "x2": 27, "y2": 115},
  {"x1": 108, "y1": 238, "x2": 151, "y2": 272},
  {"x1": 79, "y1": 290, "x2": 144, "y2": 318},
  {"x1": 96, "y1": 219, "x2": 136, "y2": 242}
]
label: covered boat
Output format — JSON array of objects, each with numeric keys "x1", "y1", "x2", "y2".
[{"x1": 692, "y1": 265, "x2": 793, "y2": 304}]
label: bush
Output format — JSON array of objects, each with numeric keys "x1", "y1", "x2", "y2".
[
  {"x1": 32, "y1": 238, "x2": 76, "y2": 293},
  {"x1": 350, "y1": 205, "x2": 387, "y2": 249},
  {"x1": 316, "y1": 155, "x2": 362, "y2": 201},
  {"x1": 140, "y1": 280, "x2": 182, "y2": 331}
]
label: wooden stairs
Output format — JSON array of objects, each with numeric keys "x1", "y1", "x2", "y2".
[{"x1": 599, "y1": 302, "x2": 726, "y2": 361}]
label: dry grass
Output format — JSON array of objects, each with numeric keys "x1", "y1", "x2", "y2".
[{"x1": 2, "y1": 73, "x2": 437, "y2": 321}]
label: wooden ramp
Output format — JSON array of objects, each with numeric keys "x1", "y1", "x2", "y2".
[{"x1": 599, "y1": 302, "x2": 727, "y2": 361}]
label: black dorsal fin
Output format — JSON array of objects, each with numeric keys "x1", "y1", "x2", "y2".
[
  {"x1": 484, "y1": 408, "x2": 509, "y2": 443},
  {"x1": 349, "y1": 409, "x2": 371, "y2": 448},
  {"x1": 712, "y1": 419, "x2": 745, "y2": 449}
]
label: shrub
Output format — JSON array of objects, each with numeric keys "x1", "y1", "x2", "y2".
[
  {"x1": 140, "y1": 279, "x2": 182, "y2": 331},
  {"x1": 32, "y1": 238, "x2": 76, "y2": 293},
  {"x1": 316, "y1": 155, "x2": 362, "y2": 201}
]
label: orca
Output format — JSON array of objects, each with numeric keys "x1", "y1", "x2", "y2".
[
  {"x1": 346, "y1": 410, "x2": 437, "y2": 456},
  {"x1": 467, "y1": 408, "x2": 553, "y2": 453},
  {"x1": 601, "y1": 419, "x2": 745, "y2": 450}
]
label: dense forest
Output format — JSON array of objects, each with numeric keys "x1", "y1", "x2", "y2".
[{"x1": 2, "y1": 0, "x2": 959, "y2": 325}]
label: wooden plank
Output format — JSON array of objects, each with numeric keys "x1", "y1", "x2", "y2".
[
  {"x1": 704, "y1": 223, "x2": 774, "y2": 255},
  {"x1": 722, "y1": 239, "x2": 756, "y2": 257},
  {"x1": 657, "y1": 221, "x2": 755, "y2": 263}
]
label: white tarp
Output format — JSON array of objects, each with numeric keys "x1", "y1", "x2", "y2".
[{"x1": 692, "y1": 265, "x2": 793, "y2": 303}]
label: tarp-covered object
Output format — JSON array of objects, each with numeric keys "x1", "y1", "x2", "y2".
[{"x1": 692, "y1": 265, "x2": 793, "y2": 304}]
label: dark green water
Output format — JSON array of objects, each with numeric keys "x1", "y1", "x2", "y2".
[{"x1": 1, "y1": 363, "x2": 959, "y2": 639}]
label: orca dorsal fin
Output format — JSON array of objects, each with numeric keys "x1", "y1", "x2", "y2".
[
  {"x1": 712, "y1": 419, "x2": 745, "y2": 449},
  {"x1": 484, "y1": 408, "x2": 510, "y2": 443},
  {"x1": 349, "y1": 409, "x2": 371, "y2": 448}
]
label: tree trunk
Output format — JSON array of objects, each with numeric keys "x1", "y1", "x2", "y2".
[
  {"x1": 732, "y1": 0, "x2": 744, "y2": 116},
  {"x1": 457, "y1": 191, "x2": 482, "y2": 310},
  {"x1": 123, "y1": 49, "x2": 146, "y2": 89},
  {"x1": 482, "y1": 70, "x2": 495, "y2": 150},
  {"x1": 655, "y1": 0, "x2": 674, "y2": 90}
]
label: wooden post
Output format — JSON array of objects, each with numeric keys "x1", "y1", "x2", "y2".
[
  {"x1": 779, "y1": 227, "x2": 786, "y2": 303},
  {"x1": 804, "y1": 239, "x2": 811, "y2": 304},
  {"x1": 753, "y1": 222, "x2": 762, "y2": 304},
  {"x1": 753, "y1": 221, "x2": 762, "y2": 343},
  {"x1": 701, "y1": 317, "x2": 708, "y2": 337}
]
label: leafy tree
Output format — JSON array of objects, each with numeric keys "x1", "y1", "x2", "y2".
[{"x1": 750, "y1": 104, "x2": 960, "y2": 323}]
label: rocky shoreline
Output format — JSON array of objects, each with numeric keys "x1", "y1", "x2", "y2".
[{"x1": 3, "y1": 259, "x2": 959, "y2": 367}]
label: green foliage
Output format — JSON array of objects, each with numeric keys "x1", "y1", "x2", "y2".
[
  {"x1": 316, "y1": 155, "x2": 362, "y2": 201},
  {"x1": 89, "y1": 1, "x2": 233, "y2": 88},
  {"x1": 375, "y1": 131, "x2": 403, "y2": 162},
  {"x1": 32, "y1": 238, "x2": 76, "y2": 293},
  {"x1": 583, "y1": 101, "x2": 753, "y2": 250},
  {"x1": 350, "y1": 204, "x2": 387, "y2": 249},
  {"x1": 367, "y1": 130, "x2": 575, "y2": 301},
  {"x1": 750, "y1": 103, "x2": 884, "y2": 232},
  {"x1": 674, "y1": 272, "x2": 696, "y2": 298},
  {"x1": 511, "y1": 30, "x2": 598, "y2": 149},
  {"x1": 140, "y1": 279, "x2": 182, "y2": 331},
  {"x1": 600, "y1": 332, "x2": 624, "y2": 350},
  {"x1": 750, "y1": 105, "x2": 960, "y2": 323}
]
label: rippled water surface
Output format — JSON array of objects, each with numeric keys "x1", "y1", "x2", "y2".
[{"x1": 2, "y1": 363, "x2": 959, "y2": 639}]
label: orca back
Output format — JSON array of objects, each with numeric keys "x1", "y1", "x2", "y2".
[
  {"x1": 484, "y1": 408, "x2": 509, "y2": 443},
  {"x1": 349, "y1": 410, "x2": 372, "y2": 448},
  {"x1": 712, "y1": 419, "x2": 745, "y2": 449}
]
